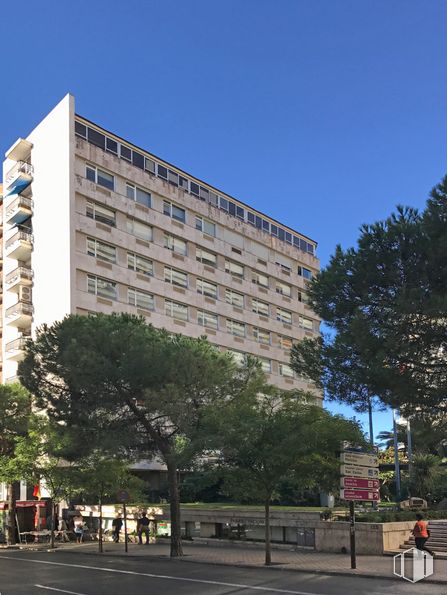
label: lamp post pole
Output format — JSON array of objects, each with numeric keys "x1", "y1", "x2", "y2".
[{"x1": 393, "y1": 409, "x2": 401, "y2": 501}]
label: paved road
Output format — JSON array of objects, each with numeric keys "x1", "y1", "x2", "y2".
[{"x1": 0, "y1": 551, "x2": 444, "y2": 594}]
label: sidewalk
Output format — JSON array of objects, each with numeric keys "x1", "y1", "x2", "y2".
[{"x1": 20, "y1": 539, "x2": 447, "y2": 585}]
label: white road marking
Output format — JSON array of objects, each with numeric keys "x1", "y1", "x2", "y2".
[
  {"x1": 35, "y1": 586, "x2": 87, "y2": 595},
  {"x1": 0, "y1": 555, "x2": 323, "y2": 595}
]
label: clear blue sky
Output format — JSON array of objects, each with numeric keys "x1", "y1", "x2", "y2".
[{"x1": 2, "y1": 0, "x2": 445, "y2": 440}]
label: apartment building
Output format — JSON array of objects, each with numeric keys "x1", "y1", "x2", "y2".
[{"x1": 1, "y1": 94, "x2": 320, "y2": 399}]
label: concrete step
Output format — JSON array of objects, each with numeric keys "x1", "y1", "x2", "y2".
[{"x1": 385, "y1": 549, "x2": 447, "y2": 559}]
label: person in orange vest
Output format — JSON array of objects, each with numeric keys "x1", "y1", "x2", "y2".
[{"x1": 412, "y1": 513, "x2": 435, "y2": 557}]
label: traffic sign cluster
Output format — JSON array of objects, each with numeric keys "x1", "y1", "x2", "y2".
[{"x1": 340, "y1": 444, "x2": 380, "y2": 502}]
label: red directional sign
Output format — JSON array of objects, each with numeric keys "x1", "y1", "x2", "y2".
[
  {"x1": 340, "y1": 488, "x2": 380, "y2": 501},
  {"x1": 341, "y1": 477, "x2": 380, "y2": 490}
]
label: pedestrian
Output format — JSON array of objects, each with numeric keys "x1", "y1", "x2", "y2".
[
  {"x1": 112, "y1": 514, "x2": 123, "y2": 543},
  {"x1": 137, "y1": 512, "x2": 150, "y2": 545},
  {"x1": 73, "y1": 515, "x2": 84, "y2": 544},
  {"x1": 412, "y1": 513, "x2": 435, "y2": 557}
]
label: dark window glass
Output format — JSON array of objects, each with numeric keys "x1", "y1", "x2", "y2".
[
  {"x1": 132, "y1": 151, "x2": 145, "y2": 169},
  {"x1": 136, "y1": 188, "x2": 151, "y2": 208},
  {"x1": 120, "y1": 145, "x2": 132, "y2": 161},
  {"x1": 220, "y1": 198, "x2": 229, "y2": 211},
  {"x1": 179, "y1": 176, "x2": 189, "y2": 190},
  {"x1": 86, "y1": 166, "x2": 96, "y2": 182},
  {"x1": 278, "y1": 228, "x2": 285, "y2": 241},
  {"x1": 271, "y1": 224, "x2": 278, "y2": 236},
  {"x1": 199, "y1": 187, "x2": 209, "y2": 201},
  {"x1": 209, "y1": 192, "x2": 218, "y2": 206},
  {"x1": 236, "y1": 206, "x2": 244, "y2": 220},
  {"x1": 229, "y1": 202, "x2": 236, "y2": 216},
  {"x1": 307, "y1": 243, "x2": 314, "y2": 254},
  {"x1": 87, "y1": 128, "x2": 106, "y2": 150},
  {"x1": 255, "y1": 216, "x2": 262, "y2": 229},
  {"x1": 190, "y1": 182, "x2": 200, "y2": 196},
  {"x1": 106, "y1": 138, "x2": 118, "y2": 154},
  {"x1": 300, "y1": 238, "x2": 307, "y2": 251},
  {"x1": 75, "y1": 122, "x2": 87, "y2": 138},
  {"x1": 247, "y1": 212, "x2": 255, "y2": 225},
  {"x1": 157, "y1": 165, "x2": 168, "y2": 179},
  {"x1": 262, "y1": 219, "x2": 270, "y2": 232},
  {"x1": 285, "y1": 232, "x2": 292, "y2": 244},
  {"x1": 293, "y1": 236, "x2": 300, "y2": 248}
]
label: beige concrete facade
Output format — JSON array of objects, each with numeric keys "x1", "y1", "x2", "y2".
[{"x1": 2, "y1": 94, "x2": 321, "y2": 398}]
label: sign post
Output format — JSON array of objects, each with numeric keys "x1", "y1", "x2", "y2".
[
  {"x1": 117, "y1": 489, "x2": 130, "y2": 554},
  {"x1": 340, "y1": 443, "x2": 380, "y2": 570}
]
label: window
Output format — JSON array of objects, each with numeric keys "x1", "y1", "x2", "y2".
[
  {"x1": 145, "y1": 157, "x2": 156, "y2": 174},
  {"x1": 276, "y1": 262, "x2": 291, "y2": 274},
  {"x1": 87, "y1": 275, "x2": 116, "y2": 300},
  {"x1": 198, "y1": 310, "x2": 218, "y2": 330},
  {"x1": 85, "y1": 165, "x2": 114, "y2": 191},
  {"x1": 165, "y1": 300, "x2": 188, "y2": 321},
  {"x1": 197, "y1": 278, "x2": 218, "y2": 299},
  {"x1": 298, "y1": 291, "x2": 309, "y2": 304},
  {"x1": 128, "y1": 288, "x2": 154, "y2": 311},
  {"x1": 127, "y1": 253, "x2": 153, "y2": 276},
  {"x1": 196, "y1": 248, "x2": 217, "y2": 267},
  {"x1": 126, "y1": 183, "x2": 151, "y2": 208},
  {"x1": 106, "y1": 138, "x2": 118, "y2": 155},
  {"x1": 225, "y1": 260, "x2": 244, "y2": 278},
  {"x1": 164, "y1": 234, "x2": 187, "y2": 256},
  {"x1": 252, "y1": 298, "x2": 269, "y2": 316},
  {"x1": 227, "y1": 319, "x2": 245, "y2": 338},
  {"x1": 86, "y1": 237, "x2": 116, "y2": 263},
  {"x1": 127, "y1": 218, "x2": 153, "y2": 241},
  {"x1": 164, "y1": 266, "x2": 188, "y2": 288},
  {"x1": 298, "y1": 266, "x2": 313, "y2": 280},
  {"x1": 258, "y1": 357, "x2": 272, "y2": 374},
  {"x1": 276, "y1": 281, "x2": 291, "y2": 297},
  {"x1": 277, "y1": 307, "x2": 292, "y2": 324},
  {"x1": 253, "y1": 327, "x2": 270, "y2": 345},
  {"x1": 225, "y1": 289, "x2": 244, "y2": 308},
  {"x1": 163, "y1": 200, "x2": 185, "y2": 223},
  {"x1": 278, "y1": 335, "x2": 293, "y2": 350},
  {"x1": 195, "y1": 216, "x2": 216, "y2": 237},
  {"x1": 252, "y1": 272, "x2": 269, "y2": 288},
  {"x1": 86, "y1": 201, "x2": 116, "y2": 227},
  {"x1": 299, "y1": 316, "x2": 314, "y2": 331},
  {"x1": 228, "y1": 350, "x2": 246, "y2": 366},
  {"x1": 279, "y1": 363, "x2": 294, "y2": 378}
]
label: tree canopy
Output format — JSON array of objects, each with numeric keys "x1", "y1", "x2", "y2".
[{"x1": 291, "y1": 177, "x2": 447, "y2": 416}]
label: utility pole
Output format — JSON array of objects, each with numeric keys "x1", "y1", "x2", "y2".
[
  {"x1": 407, "y1": 417, "x2": 413, "y2": 494},
  {"x1": 393, "y1": 409, "x2": 401, "y2": 501}
]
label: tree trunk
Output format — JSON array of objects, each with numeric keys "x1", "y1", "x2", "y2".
[
  {"x1": 98, "y1": 499, "x2": 103, "y2": 553},
  {"x1": 167, "y1": 461, "x2": 183, "y2": 557},
  {"x1": 50, "y1": 502, "x2": 57, "y2": 549},
  {"x1": 264, "y1": 498, "x2": 271, "y2": 566},
  {"x1": 6, "y1": 482, "x2": 17, "y2": 545}
]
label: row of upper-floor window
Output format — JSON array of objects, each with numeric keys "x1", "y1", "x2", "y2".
[
  {"x1": 85, "y1": 238, "x2": 316, "y2": 330},
  {"x1": 86, "y1": 274, "x2": 313, "y2": 353},
  {"x1": 85, "y1": 198, "x2": 315, "y2": 283},
  {"x1": 76, "y1": 122, "x2": 316, "y2": 256}
]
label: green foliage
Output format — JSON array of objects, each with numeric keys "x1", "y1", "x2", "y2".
[
  {"x1": 0, "y1": 383, "x2": 32, "y2": 483},
  {"x1": 290, "y1": 179, "x2": 447, "y2": 416},
  {"x1": 355, "y1": 510, "x2": 447, "y2": 523},
  {"x1": 410, "y1": 453, "x2": 443, "y2": 498}
]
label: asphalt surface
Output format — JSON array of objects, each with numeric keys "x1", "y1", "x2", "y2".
[{"x1": 0, "y1": 550, "x2": 444, "y2": 595}]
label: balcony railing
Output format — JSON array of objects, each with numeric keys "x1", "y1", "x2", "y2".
[
  {"x1": 6, "y1": 302, "x2": 33, "y2": 319},
  {"x1": 6, "y1": 266, "x2": 33, "y2": 287},
  {"x1": 6, "y1": 195, "x2": 33, "y2": 224},
  {"x1": 5, "y1": 161, "x2": 34, "y2": 188},
  {"x1": 5, "y1": 230, "x2": 33, "y2": 250},
  {"x1": 6, "y1": 337, "x2": 30, "y2": 353}
]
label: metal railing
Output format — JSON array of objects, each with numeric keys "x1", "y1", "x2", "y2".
[
  {"x1": 5, "y1": 230, "x2": 33, "y2": 250},
  {"x1": 6, "y1": 337, "x2": 30, "y2": 352},
  {"x1": 6, "y1": 302, "x2": 33, "y2": 318},
  {"x1": 5, "y1": 266, "x2": 33, "y2": 286},
  {"x1": 5, "y1": 161, "x2": 34, "y2": 186},
  {"x1": 6, "y1": 195, "x2": 33, "y2": 217}
]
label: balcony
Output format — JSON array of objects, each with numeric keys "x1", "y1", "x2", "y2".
[
  {"x1": 5, "y1": 302, "x2": 33, "y2": 327},
  {"x1": 5, "y1": 337, "x2": 30, "y2": 361},
  {"x1": 5, "y1": 266, "x2": 33, "y2": 292},
  {"x1": 5, "y1": 229, "x2": 33, "y2": 260},
  {"x1": 5, "y1": 161, "x2": 34, "y2": 196},
  {"x1": 5, "y1": 195, "x2": 33, "y2": 225}
]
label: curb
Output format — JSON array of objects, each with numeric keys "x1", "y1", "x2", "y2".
[{"x1": 45, "y1": 547, "x2": 447, "y2": 586}]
